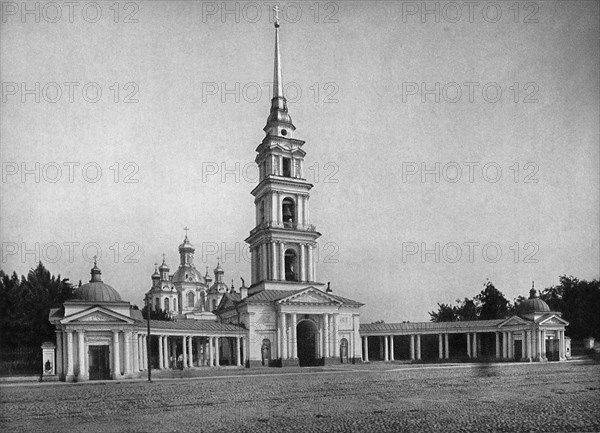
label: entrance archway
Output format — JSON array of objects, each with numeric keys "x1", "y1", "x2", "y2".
[
  {"x1": 88, "y1": 345, "x2": 110, "y2": 380},
  {"x1": 297, "y1": 320, "x2": 318, "y2": 366}
]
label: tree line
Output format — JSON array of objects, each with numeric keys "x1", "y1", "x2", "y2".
[{"x1": 429, "y1": 277, "x2": 600, "y2": 339}]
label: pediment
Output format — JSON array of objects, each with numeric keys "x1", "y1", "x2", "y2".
[
  {"x1": 499, "y1": 316, "x2": 530, "y2": 327},
  {"x1": 279, "y1": 288, "x2": 341, "y2": 305},
  {"x1": 62, "y1": 306, "x2": 134, "y2": 324},
  {"x1": 538, "y1": 315, "x2": 569, "y2": 326}
]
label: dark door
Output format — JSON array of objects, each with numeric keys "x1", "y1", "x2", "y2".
[
  {"x1": 546, "y1": 339, "x2": 559, "y2": 361},
  {"x1": 513, "y1": 340, "x2": 522, "y2": 360},
  {"x1": 297, "y1": 320, "x2": 318, "y2": 366},
  {"x1": 89, "y1": 345, "x2": 110, "y2": 380}
]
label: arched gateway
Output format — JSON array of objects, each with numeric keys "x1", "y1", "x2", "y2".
[{"x1": 297, "y1": 320, "x2": 318, "y2": 366}]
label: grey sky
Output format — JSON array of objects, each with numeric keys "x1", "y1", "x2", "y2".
[{"x1": 1, "y1": 1, "x2": 598, "y2": 322}]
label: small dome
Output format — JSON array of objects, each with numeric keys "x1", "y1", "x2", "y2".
[
  {"x1": 172, "y1": 266, "x2": 205, "y2": 284},
  {"x1": 74, "y1": 264, "x2": 122, "y2": 302},
  {"x1": 159, "y1": 257, "x2": 170, "y2": 272},
  {"x1": 151, "y1": 264, "x2": 160, "y2": 280},
  {"x1": 518, "y1": 284, "x2": 550, "y2": 315},
  {"x1": 179, "y1": 235, "x2": 194, "y2": 252}
]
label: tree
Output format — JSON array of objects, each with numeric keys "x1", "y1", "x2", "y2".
[
  {"x1": 0, "y1": 262, "x2": 73, "y2": 348},
  {"x1": 541, "y1": 276, "x2": 600, "y2": 339},
  {"x1": 476, "y1": 281, "x2": 510, "y2": 320},
  {"x1": 429, "y1": 303, "x2": 458, "y2": 322}
]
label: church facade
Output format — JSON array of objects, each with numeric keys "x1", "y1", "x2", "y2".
[{"x1": 45, "y1": 15, "x2": 569, "y2": 382}]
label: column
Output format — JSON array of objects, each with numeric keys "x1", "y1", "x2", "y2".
[
  {"x1": 112, "y1": 330, "x2": 120, "y2": 378},
  {"x1": 444, "y1": 333, "x2": 449, "y2": 359},
  {"x1": 541, "y1": 330, "x2": 546, "y2": 360},
  {"x1": 133, "y1": 333, "x2": 139, "y2": 372},
  {"x1": 158, "y1": 336, "x2": 164, "y2": 369},
  {"x1": 410, "y1": 335, "x2": 415, "y2": 360},
  {"x1": 466, "y1": 333, "x2": 471, "y2": 358},
  {"x1": 520, "y1": 333, "x2": 526, "y2": 361},
  {"x1": 495, "y1": 332, "x2": 500, "y2": 359},
  {"x1": 271, "y1": 191, "x2": 278, "y2": 221},
  {"x1": 559, "y1": 330, "x2": 565, "y2": 360},
  {"x1": 472, "y1": 333, "x2": 477, "y2": 359},
  {"x1": 291, "y1": 313, "x2": 297, "y2": 359},
  {"x1": 55, "y1": 330, "x2": 63, "y2": 377},
  {"x1": 271, "y1": 242, "x2": 277, "y2": 280},
  {"x1": 416, "y1": 335, "x2": 422, "y2": 360},
  {"x1": 65, "y1": 330, "x2": 75, "y2": 379},
  {"x1": 208, "y1": 337, "x2": 214, "y2": 367},
  {"x1": 277, "y1": 188, "x2": 282, "y2": 220},
  {"x1": 215, "y1": 337, "x2": 220, "y2": 366},
  {"x1": 323, "y1": 314, "x2": 329, "y2": 358},
  {"x1": 307, "y1": 245, "x2": 314, "y2": 282},
  {"x1": 196, "y1": 339, "x2": 202, "y2": 367},
  {"x1": 299, "y1": 244, "x2": 306, "y2": 282},
  {"x1": 123, "y1": 331, "x2": 131, "y2": 375},
  {"x1": 527, "y1": 330, "x2": 533, "y2": 361},
  {"x1": 508, "y1": 332, "x2": 513, "y2": 359},
  {"x1": 302, "y1": 196, "x2": 308, "y2": 225},
  {"x1": 142, "y1": 335, "x2": 147, "y2": 370},
  {"x1": 243, "y1": 336, "x2": 248, "y2": 366},
  {"x1": 182, "y1": 336, "x2": 187, "y2": 368},
  {"x1": 389, "y1": 336, "x2": 395, "y2": 361},
  {"x1": 363, "y1": 336, "x2": 369, "y2": 362},
  {"x1": 78, "y1": 330, "x2": 86, "y2": 380},
  {"x1": 261, "y1": 243, "x2": 268, "y2": 281},
  {"x1": 187, "y1": 336, "x2": 193, "y2": 367},
  {"x1": 236, "y1": 336, "x2": 242, "y2": 366},
  {"x1": 279, "y1": 242, "x2": 285, "y2": 280},
  {"x1": 502, "y1": 332, "x2": 508, "y2": 359},
  {"x1": 280, "y1": 312, "x2": 287, "y2": 359},
  {"x1": 438, "y1": 334, "x2": 443, "y2": 359},
  {"x1": 383, "y1": 335, "x2": 389, "y2": 361},
  {"x1": 332, "y1": 314, "x2": 339, "y2": 358},
  {"x1": 163, "y1": 336, "x2": 169, "y2": 369}
]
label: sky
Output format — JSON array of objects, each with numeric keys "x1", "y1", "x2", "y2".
[{"x1": 1, "y1": 1, "x2": 599, "y2": 323}]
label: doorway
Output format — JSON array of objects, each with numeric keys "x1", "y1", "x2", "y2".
[
  {"x1": 88, "y1": 345, "x2": 110, "y2": 380},
  {"x1": 297, "y1": 320, "x2": 318, "y2": 366}
]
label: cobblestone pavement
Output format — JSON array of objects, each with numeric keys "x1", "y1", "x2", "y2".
[{"x1": 1, "y1": 361, "x2": 598, "y2": 432}]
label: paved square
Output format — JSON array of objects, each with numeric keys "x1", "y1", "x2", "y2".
[{"x1": 1, "y1": 361, "x2": 598, "y2": 432}]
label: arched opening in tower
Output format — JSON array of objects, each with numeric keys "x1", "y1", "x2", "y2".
[
  {"x1": 284, "y1": 249, "x2": 298, "y2": 281},
  {"x1": 282, "y1": 198, "x2": 296, "y2": 228}
]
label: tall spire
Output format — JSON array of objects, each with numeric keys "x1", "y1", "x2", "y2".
[
  {"x1": 264, "y1": 6, "x2": 294, "y2": 137},
  {"x1": 273, "y1": 6, "x2": 283, "y2": 99}
]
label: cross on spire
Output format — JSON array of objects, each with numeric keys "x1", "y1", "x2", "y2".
[
  {"x1": 184, "y1": 226, "x2": 189, "y2": 237},
  {"x1": 273, "y1": 5, "x2": 280, "y2": 27},
  {"x1": 162, "y1": 253, "x2": 166, "y2": 263},
  {"x1": 93, "y1": 255, "x2": 97, "y2": 266}
]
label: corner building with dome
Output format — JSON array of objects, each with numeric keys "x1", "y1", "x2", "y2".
[{"x1": 46, "y1": 16, "x2": 569, "y2": 382}]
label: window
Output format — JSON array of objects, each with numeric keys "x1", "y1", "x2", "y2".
[
  {"x1": 164, "y1": 298, "x2": 170, "y2": 312},
  {"x1": 187, "y1": 292, "x2": 195, "y2": 308},
  {"x1": 155, "y1": 298, "x2": 160, "y2": 310},
  {"x1": 259, "y1": 200, "x2": 265, "y2": 223},
  {"x1": 212, "y1": 299, "x2": 217, "y2": 311},
  {"x1": 285, "y1": 249, "x2": 298, "y2": 281},
  {"x1": 282, "y1": 157, "x2": 291, "y2": 177}
]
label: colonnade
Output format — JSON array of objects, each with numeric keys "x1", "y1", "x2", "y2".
[
  {"x1": 155, "y1": 335, "x2": 244, "y2": 369},
  {"x1": 361, "y1": 329, "x2": 566, "y2": 362}
]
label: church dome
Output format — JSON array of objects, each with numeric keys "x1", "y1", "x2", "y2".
[
  {"x1": 518, "y1": 284, "x2": 550, "y2": 315},
  {"x1": 74, "y1": 263, "x2": 122, "y2": 302},
  {"x1": 172, "y1": 266, "x2": 205, "y2": 284},
  {"x1": 179, "y1": 234, "x2": 194, "y2": 252}
]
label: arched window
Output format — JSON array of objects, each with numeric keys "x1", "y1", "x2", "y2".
[
  {"x1": 164, "y1": 298, "x2": 170, "y2": 312},
  {"x1": 282, "y1": 198, "x2": 295, "y2": 228},
  {"x1": 212, "y1": 299, "x2": 217, "y2": 311},
  {"x1": 187, "y1": 292, "x2": 195, "y2": 308},
  {"x1": 285, "y1": 249, "x2": 298, "y2": 281},
  {"x1": 155, "y1": 298, "x2": 160, "y2": 310},
  {"x1": 173, "y1": 298, "x2": 177, "y2": 312}
]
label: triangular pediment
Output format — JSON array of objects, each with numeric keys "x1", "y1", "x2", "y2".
[
  {"x1": 538, "y1": 314, "x2": 569, "y2": 326},
  {"x1": 498, "y1": 315, "x2": 530, "y2": 327},
  {"x1": 278, "y1": 287, "x2": 342, "y2": 305},
  {"x1": 62, "y1": 306, "x2": 134, "y2": 324}
]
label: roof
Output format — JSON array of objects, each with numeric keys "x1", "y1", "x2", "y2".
[
  {"x1": 149, "y1": 319, "x2": 245, "y2": 333},
  {"x1": 73, "y1": 281, "x2": 122, "y2": 302},
  {"x1": 360, "y1": 319, "x2": 506, "y2": 333}
]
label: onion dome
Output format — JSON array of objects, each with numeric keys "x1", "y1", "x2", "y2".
[
  {"x1": 74, "y1": 261, "x2": 122, "y2": 302},
  {"x1": 151, "y1": 264, "x2": 160, "y2": 280},
  {"x1": 214, "y1": 261, "x2": 224, "y2": 276},
  {"x1": 172, "y1": 266, "x2": 205, "y2": 284},
  {"x1": 179, "y1": 234, "x2": 195, "y2": 252},
  {"x1": 518, "y1": 282, "x2": 550, "y2": 315},
  {"x1": 159, "y1": 256, "x2": 170, "y2": 273}
]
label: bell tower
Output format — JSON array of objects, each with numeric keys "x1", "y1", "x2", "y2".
[{"x1": 245, "y1": 9, "x2": 322, "y2": 293}]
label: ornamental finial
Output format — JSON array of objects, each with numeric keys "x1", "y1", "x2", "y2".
[{"x1": 273, "y1": 5, "x2": 280, "y2": 27}]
